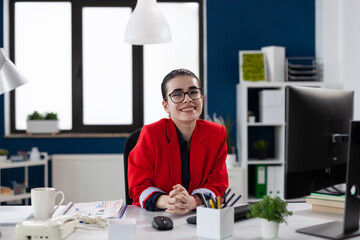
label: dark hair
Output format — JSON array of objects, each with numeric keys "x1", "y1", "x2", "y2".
[{"x1": 161, "y1": 68, "x2": 201, "y2": 100}]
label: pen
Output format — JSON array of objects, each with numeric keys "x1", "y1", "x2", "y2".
[
  {"x1": 217, "y1": 196, "x2": 221, "y2": 209},
  {"x1": 200, "y1": 193, "x2": 209, "y2": 208},
  {"x1": 230, "y1": 195, "x2": 242, "y2": 207},
  {"x1": 223, "y1": 188, "x2": 231, "y2": 203},
  {"x1": 209, "y1": 199, "x2": 215, "y2": 209},
  {"x1": 222, "y1": 193, "x2": 235, "y2": 208}
]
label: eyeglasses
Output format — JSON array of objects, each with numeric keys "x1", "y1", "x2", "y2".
[{"x1": 167, "y1": 88, "x2": 203, "y2": 104}]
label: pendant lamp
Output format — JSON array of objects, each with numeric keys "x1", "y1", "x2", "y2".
[
  {"x1": 0, "y1": 48, "x2": 28, "y2": 94},
  {"x1": 125, "y1": 0, "x2": 171, "y2": 45}
]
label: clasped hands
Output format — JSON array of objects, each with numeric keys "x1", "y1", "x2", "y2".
[{"x1": 156, "y1": 184, "x2": 197, "y2": 214}]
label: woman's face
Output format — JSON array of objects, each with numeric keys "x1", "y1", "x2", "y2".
[{"x1": 162, "y1": 75, "x2": 203, "y2": 124}]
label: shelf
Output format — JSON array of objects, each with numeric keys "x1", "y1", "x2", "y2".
[
  {"x1": 248, "y1": 122, "x2": 285, "y2": 127},
  {"x1": 237, "y1": 82, "x2": 323, "y2": 202},
  {"x1": 0, "y1": 193, "x2": 30, "y2": 202},
  {"x1": 0, "y1": 154, "x2": 48, "y2": 204},
  {"x1": 0, "y1": 160, "x2": 48, "y2": 169},
  {"x1": 247, "y1": 159, "x2": 284, "y2": 165}
]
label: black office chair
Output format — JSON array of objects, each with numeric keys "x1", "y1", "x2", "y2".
[{"x1": 123, "y1": 128, "x2": 142, "y2": 205}]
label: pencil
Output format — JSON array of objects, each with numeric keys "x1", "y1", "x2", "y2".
[
  {"x1": 209, "y1": 199, "x2": 215, "y2": 209},
  {"x1": 217, "y1": 196, "x2": 221, "y2": 209}
]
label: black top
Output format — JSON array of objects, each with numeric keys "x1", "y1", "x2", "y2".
[{"x1": 145, "y1": 126, "x2": 190, "y2": 211}]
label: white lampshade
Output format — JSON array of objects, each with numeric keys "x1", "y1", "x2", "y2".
[
  {"x1": 0, "y1": 48, "x2": 28, "y2": 94},
  {"x1": 125, "y1": 0, "x2": 171, "y2": 45}
]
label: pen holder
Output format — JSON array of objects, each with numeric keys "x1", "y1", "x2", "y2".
[{"x1": 196, "y1": 206, "x2": 234, "y2": 239}]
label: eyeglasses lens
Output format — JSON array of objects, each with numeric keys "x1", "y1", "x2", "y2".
[{"x1": 170, "y1": 89, "x2": 202, "y2": 103}]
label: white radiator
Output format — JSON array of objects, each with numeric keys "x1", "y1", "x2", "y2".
[{"x1": 52, "y1": 154, "x2": 125, "y2": 204}]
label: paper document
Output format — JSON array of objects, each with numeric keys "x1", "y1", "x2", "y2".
[
  {"x1": 0, "y1": 206, "x2": 33, "y2": 224},
  {"x1": 59, "y1": 199, "x2": 126, "y2": 219}
]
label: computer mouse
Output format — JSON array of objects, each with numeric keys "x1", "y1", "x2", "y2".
[{"x1": 151, "y1": 216, "x2": 173, "y2": 231}]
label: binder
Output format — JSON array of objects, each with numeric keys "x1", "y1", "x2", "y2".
[
  {"x1": 255, "y1": 165, "x2": 267, "y2": 198},
  {"x1": 274, "y1": 166, "x2": 283, "y2": 197},
  {"x1": 266, "y1": 166, "x2": 276, "y2": 197}
]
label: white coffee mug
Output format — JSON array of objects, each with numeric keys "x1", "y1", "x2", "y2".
[{"x1": 31, "y1": 187, "x2": 65, "y2": 220}]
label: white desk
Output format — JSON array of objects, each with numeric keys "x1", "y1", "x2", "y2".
[{"x1": 1, "y1": 203, "x2": 360, "y2": 239}]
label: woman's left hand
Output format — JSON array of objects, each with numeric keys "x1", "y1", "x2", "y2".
[{"x1": 165, "y1": 184, "x2": 197, "y2": 214}]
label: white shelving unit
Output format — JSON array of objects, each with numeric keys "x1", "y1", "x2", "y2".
[
  {"x1": 236, "y1": 82, "x2": 323, "y2": 202},
  {"x1": 0, "y1": 152, "x2": 49, "y2": 205}
]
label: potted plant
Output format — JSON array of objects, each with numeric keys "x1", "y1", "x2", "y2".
[
  {"x1": 248, "y1": 111, "x2": 256, "y2": 123},
  {"x1": 0, "y1": 149, "x2": 9, "y2": 162},
  {"x1": 253, "y1": 140, "x2": 268, "y2": 160},
  {"x1": 210, "y1": 113, "x2": 237, "y2": 167},
  {"x1": 247, "y1": 195, "x2": 293, "y2": 239},
  {"x1": 27, "y1": 111, "x2": 60, "y2": 135}
]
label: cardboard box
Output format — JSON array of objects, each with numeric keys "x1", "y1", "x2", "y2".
[{"x1": 0, "y1": 186, "x2": 11, "y2": 195}]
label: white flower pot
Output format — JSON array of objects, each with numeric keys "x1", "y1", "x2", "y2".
[
  {"x1": 248, "y1": 116, "x2": 256, "y2": 123},
  {"x1": 261, "y1": 219, "x2": 279, "y2": 239},
  {"x1": 226, "y1": 153, "x2": 237, "y2": 167},
  {"x1": 27, "y1": 120, "x2": 59, "y2": 134}
]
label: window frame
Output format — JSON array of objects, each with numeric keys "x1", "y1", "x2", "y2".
[{"x1": 8, "y1": 0, "x2": 203, "y2": 134}]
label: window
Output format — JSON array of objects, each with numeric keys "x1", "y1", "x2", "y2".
[{"x1": 8, "y1": 0, "x2": 203, "y2": 134}]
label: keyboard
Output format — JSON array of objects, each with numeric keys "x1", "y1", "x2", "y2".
[
  {"x1": 234, "y1": 204, "x2": 251, "y2": 221},
  {"x1": 186, "y1": 204, "x2": 251, "y2": 225}
]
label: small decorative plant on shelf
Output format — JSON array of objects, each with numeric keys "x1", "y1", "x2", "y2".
[
  {"x1": 27, "y1": 111, "x2": 59, "y2": 135},
  {"x1": 253, "y1": 140, "x2": 268, "y2": 160},
  {"x1": 247, "y1": 195, "x2": 293, "y2": 239},
  {"x1": 210, "y1": 113, "x2": 235, "y2": 154},
  {"x1": 44, "y1": 112, "x2": 58, "y2": 120},
  {"x1": 208, "y1": 113, "x2": 237, "y2": 167},
  {"x1": 0, "y1": 149, "x2": 9, "y2": 161},
  {"x1": 248, "y1": 111, "x2": 255, "y2": 123}
]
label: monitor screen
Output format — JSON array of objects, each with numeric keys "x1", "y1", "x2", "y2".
[{"x1": 284, "y1": 86, "x2": 354, "y2": 199}]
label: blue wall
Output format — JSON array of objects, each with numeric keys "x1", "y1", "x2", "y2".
[
  {"x1": 0, "y1": 0, "x2": 315, "y2": 156},
  {"x1": 206, "y1": 0, "x2": 315, "y2": 148}
]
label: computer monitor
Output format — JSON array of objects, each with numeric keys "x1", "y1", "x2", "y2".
[
  {"x1": 285, "y1": 86, "x2": 354, "y2": 199},
  {"x1": 285, "y1": 86, "x2": 360, "y2": 239}
]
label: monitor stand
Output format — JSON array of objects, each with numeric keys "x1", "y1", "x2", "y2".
[
  {"x1": 296, "y1": 221, "x2": 360, "y2": 240},
  {"x1": 297, "y1": 121, "x2": 360, "y2": 240}
]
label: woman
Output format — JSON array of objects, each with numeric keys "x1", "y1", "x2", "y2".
[{"x1": 128, "y1": 69, "x2": 228, "y2": 214}]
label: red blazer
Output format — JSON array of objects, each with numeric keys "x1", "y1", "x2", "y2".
[{"x1": 128, "y1": 118, "x2": 229, "y2": 208}]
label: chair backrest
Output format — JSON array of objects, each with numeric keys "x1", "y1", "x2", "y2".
[{"x1": 123, "y1": 128, "x2": 142, "y2": 205}]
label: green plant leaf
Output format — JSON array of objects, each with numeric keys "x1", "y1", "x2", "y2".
[
  {"x1": 247, "y1": 196, "x2": 293, "y2": 224},
  {"x1": 253, "y1": 140, "x2": 269, "y2": 151},
  {"x1": 44, "y1": 112, "x2": 58, "y2": 120},
  {"x1": 27, "y1": 111, "x2": 44, "y2": 120}
]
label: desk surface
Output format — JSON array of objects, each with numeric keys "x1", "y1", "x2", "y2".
[{"x1": 1, "y1": 203, "x2": 359, "y2": 240}]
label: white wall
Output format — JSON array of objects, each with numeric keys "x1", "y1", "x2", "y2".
[{"x1": 316, "y1": 0, "x2": 360, "y2": 119}]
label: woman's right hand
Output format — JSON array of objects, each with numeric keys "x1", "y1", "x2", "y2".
[{"x1": 165, "y1": 184, "x2": 197, "y2": 214}]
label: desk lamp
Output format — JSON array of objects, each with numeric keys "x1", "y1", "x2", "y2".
[
  {"x1": 0, "y1": 48, "x2": 27, "y2": 238},
  {"x1": 0, "y1": 48, "x2": 28, "y2": 94},
  {"x1": 125, "y1": 0, "x2": 171, "y2": 45}
]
